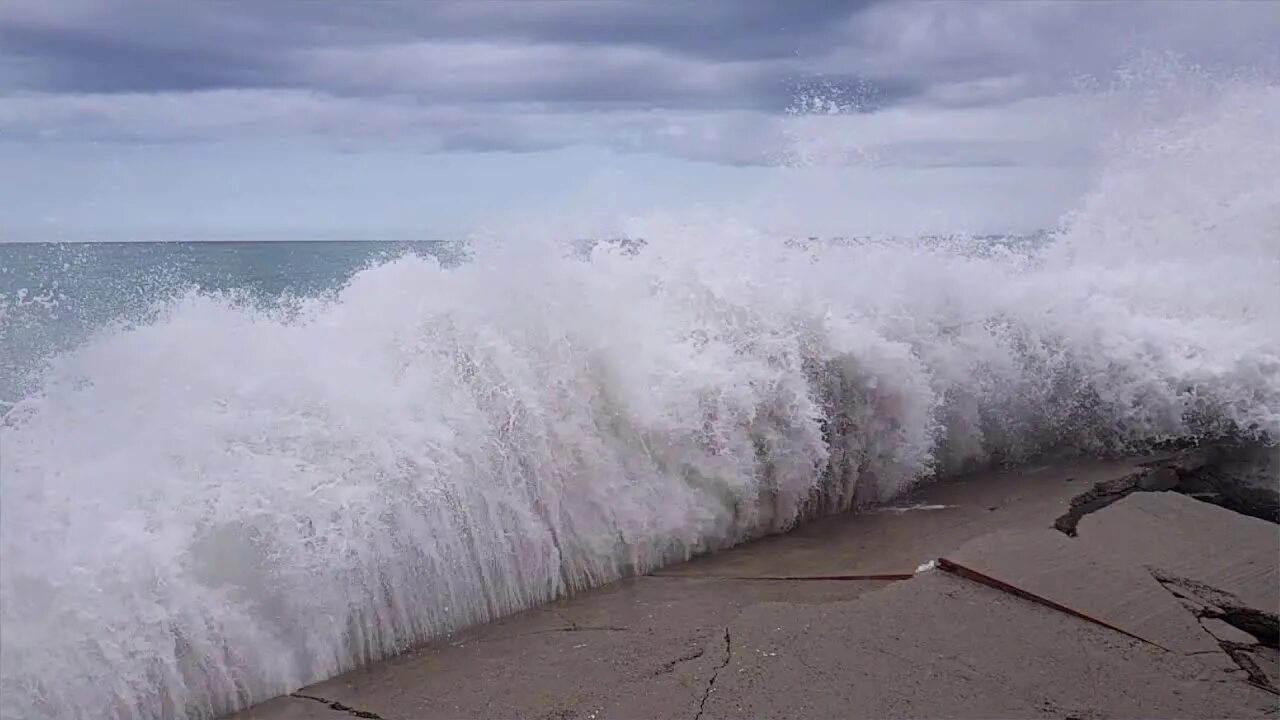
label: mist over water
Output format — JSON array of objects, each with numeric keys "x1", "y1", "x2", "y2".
[{"x1": 2, "y1": 72, "x2": 1279, "y2": 720}]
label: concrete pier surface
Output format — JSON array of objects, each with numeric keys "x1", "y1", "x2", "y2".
[{"x1": 229, "y1": 451, "x2": 1279, "y2": 720}]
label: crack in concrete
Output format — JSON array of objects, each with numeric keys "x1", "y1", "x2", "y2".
[
  {"x1": 935, "y1": 558, "x2": 1167, "y2": 650},
  {"x1": 654, "y1": 646, "x2": 705, "y2": 676},
  {"x1": 291, "y1": 692, "x2": 387, "y2": 720},
  {"x1": 1220, "y1": 643, "x2": 1280, "y2": 695},
  {"x1": 1150, "y1": 571, "x2": 1279, "y2": 647},
  {"x1": 1150, "y1": 570, "x2": 1233, "y2": 613},
  {"x1": 693, "y1": 628, "x2": 731, "y2": 720},
  {"x1": 1148, "y1": 570, "x2": 1280, "y2": 695},
  {"x1": 537, "y1": 607, "x2": 629, "y2": 633}
]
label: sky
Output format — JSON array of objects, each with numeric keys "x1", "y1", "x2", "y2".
[{"x1": 1, "y1": 0, "x2": 1277, "y2": 240}]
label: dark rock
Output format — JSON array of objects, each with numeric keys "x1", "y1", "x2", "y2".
[
  {"x1": 1159, "y1": 443, "x2": 1279, "y2": 523},
  {"x1": 1055, "y1": 443, "x2": 1279, "y2": 537},
  {"x1": 1137, "y1": 467, "x2": 1179, "y2": 491}
]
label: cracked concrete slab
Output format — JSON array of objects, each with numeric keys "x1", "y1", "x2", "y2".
[
  {"x1": 945, "y1": 528, "x2": 1229, "y2": 663},
  {"x1": 227, "y1": 577, "x2": 886, "y2": 720},
  {"x1": 1075, "y1": 491, "x2": 1279, "y2": 613},
  {"x1": 1150, "y1": 571, "x2": 1280, "y2": 647},
  {"x1": 706, "y1": 571, "x2": 1277, "y2": 719}
]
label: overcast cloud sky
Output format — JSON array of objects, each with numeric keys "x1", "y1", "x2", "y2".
[{"x1": 1, "y1": 0, "x2": 1277, "y2": 240}]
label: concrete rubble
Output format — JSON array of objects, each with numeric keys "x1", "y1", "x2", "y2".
[{"x1": 228, "y1": 448, "x2": 1280, "y2": 720}]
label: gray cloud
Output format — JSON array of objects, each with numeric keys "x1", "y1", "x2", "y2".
[
  {"x1": 1, "y1": 26, "x2": 275, "y2": 93},
  {"x1": 0, "y1": 0, "x2": 1277, "y2": 164},
  {"x1": 0, "y1": 1, "x2": 872, "y2": 102}
]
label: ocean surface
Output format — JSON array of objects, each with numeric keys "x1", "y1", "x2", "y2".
[
  {"x1": 2, "y1": 81, "x2": 1279, "y2": 719},
  {"x1": 0, "y1": 241, "x2": 459, "y2": 403}
]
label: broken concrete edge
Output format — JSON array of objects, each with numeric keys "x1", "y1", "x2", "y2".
[
  {"x1": 1053, "y1": 443, "x2": 1279, "y2": 536},
  {"x1": 1052, "y1": 466, "x2": 1179, "y2": 536},
  {"x1": 1210, "y1": 608, "x2": 1280, "y2": 649},
  {"x1": 1221, "y1": 644, "x2": 1280, "y2": 695},
  {"x1": 1149, "y1": 570, "x2": 1280, "y2": 648},
  {"x1": 1146, "y1": 570, "x2": 1280, "y2": 695},
  {"x1": 1200, "y1": 617, "x2": 1261, "y2": 646}
]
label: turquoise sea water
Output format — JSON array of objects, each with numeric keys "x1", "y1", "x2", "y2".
[{"x1": 0, "y1": 241, "x2": 454, "y2": 401}]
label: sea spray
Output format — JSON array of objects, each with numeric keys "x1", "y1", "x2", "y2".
[{"x1": 2, "y1": 76, "x2": 1278, "y2": 720}]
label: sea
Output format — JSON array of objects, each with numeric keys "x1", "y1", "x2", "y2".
[
  {"x1": 0, "y1": 240, "x2": 460, "y2": 403},
  {"x1": 2, "y1": 80, "x2": 1278, "y2": 719}
]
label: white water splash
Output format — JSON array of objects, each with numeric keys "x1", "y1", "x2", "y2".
[{"x1": 2, "y1": 74, "x2": 1278, "y2": 720}]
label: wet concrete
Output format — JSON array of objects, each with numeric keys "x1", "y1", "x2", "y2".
[
  {"x1": 226, "y1": 451, "x2": 1280, "y2": 720},
  {"x1": 655, "y1": 458, "x2": 1136, "y2": 579}
]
